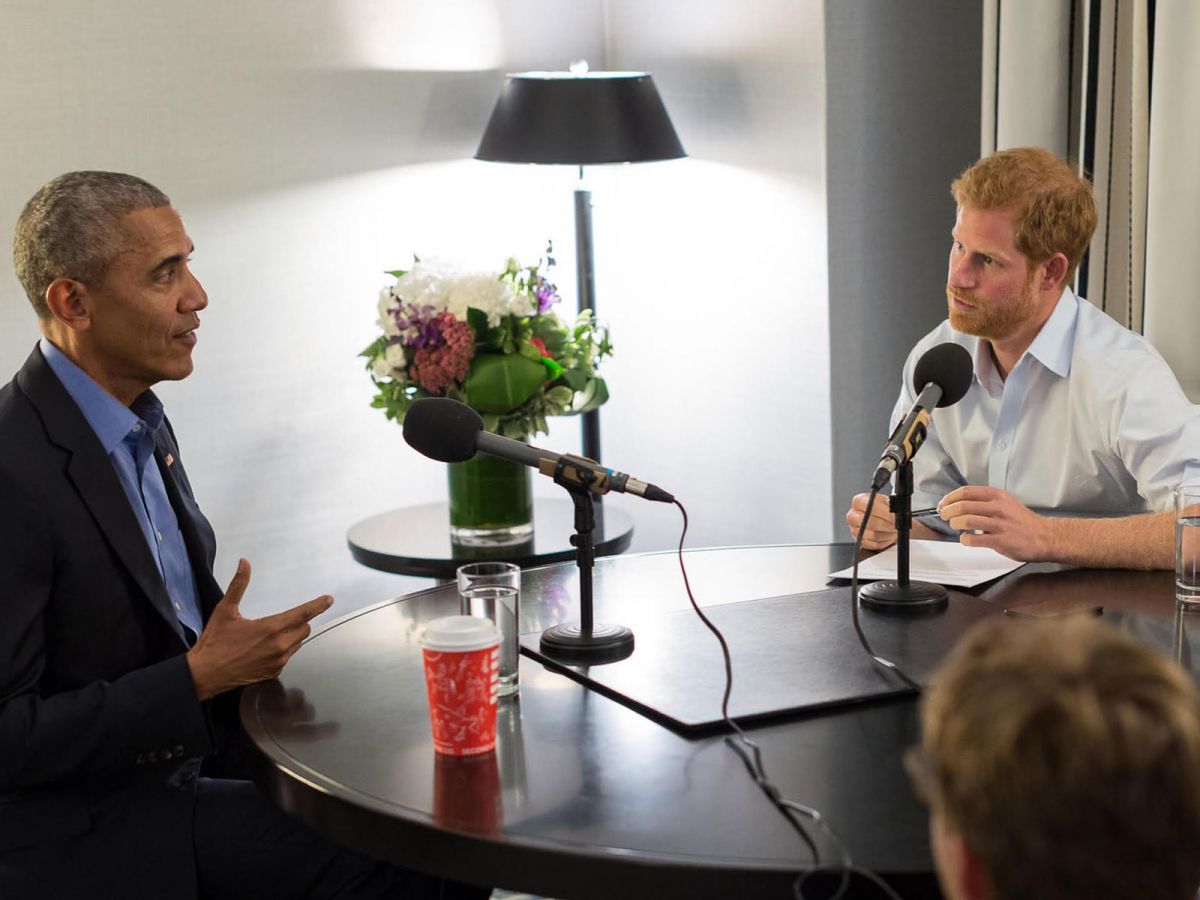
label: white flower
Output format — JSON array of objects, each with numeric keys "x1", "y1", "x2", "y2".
[
  {"x1": 384, "y1": 342, "x2": 406, "y2": 371},
  {"x1": 392, "y1": 262, "x2": 451, "y2": 310},
  {"x1": 379, "y1": 258, "x2": 537, "y2": 332},
  {"x1": 370, "y1": 353, "x2": 393, "y2": 379},
  {"x1": 377, "y1": 289, "x2": 400, "y2": 336},
  {"x1": 445, "y1": 274, "x2": 524, "y2": 327}
]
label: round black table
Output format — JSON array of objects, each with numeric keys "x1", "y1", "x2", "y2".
[
  {"x1": 241, "y1": 545, "x2": 1177, "y2": 899},
  {"x1": 347, "y1": 498, "x2": 635, "y2": 579}
]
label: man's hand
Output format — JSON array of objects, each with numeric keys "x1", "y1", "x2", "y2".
[
  {"x1": 845, "y1": 492, "x2": 900, "y2": 550},
  {"x1": 846, "y1": 492, "x2": 951, "y2": 550},
  {"x1": 938, "y1": 486, "x2": 1053, "y2": 561},
  {"x1": 186, "y1": 559, "x2": 334, "y2": 701}
]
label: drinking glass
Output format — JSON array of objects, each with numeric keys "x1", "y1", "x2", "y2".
[
  {"x1": 457, "y1": 562, "x2": 521, "y2": 696},
  {"x1": 1176, "y1": 485, "x2": 1200, "y2": 607}
]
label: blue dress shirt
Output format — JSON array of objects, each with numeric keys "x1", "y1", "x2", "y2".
[
  {"x1": 889, "y1": 289, "x2": 1200, "y2": 534},
  {"x1": 40, "y1": 339, "x2": 203, "y2": 639}
]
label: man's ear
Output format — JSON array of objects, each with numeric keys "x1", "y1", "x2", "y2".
[
  {"x1": 958, "y1": 836, "x2": 992, "y2": 900},
  {"x1": 1038, "y1": 252, "x2": 1070, "y2": 292},
  {"x1": 935, "y1": 822, "x2": 993, "y2": 900},
  {"x1": 44, "y1": 278, "x2": 92, "y2": 332}
]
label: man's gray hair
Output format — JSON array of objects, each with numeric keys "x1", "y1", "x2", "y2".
[{"x1": 13, "y1": 171, "x2": 171, "y2": 319}]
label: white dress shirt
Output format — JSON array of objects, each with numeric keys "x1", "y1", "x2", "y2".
[{"x1": 890, "y1": 288, "x2": 1200, "y2": 531}]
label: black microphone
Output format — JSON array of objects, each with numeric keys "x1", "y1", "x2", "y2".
[
  {"x1": 871, "y1": 342, "x2": 973, "y2": 490},
  {"x1": 403, "y1": 397, "x2": 675, "y2": 503}
]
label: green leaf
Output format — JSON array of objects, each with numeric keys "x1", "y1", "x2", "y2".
[
  {"x1": 384, "y1": 269, "x2": 407, "y2": 278},
  {"x1": 562, "y1": 369, "x2": 588, "y2": 391},
  {"x1": 360, "y1": 335, "x2": 389, "y2": 360},
  {"x1": 463, "y1": 353, "x2": 549, "y2": 414},
  {"x1": 466, "y1": 307, "x2": 489, "y2": 339},
  {"x1": 573, "y1": 377, "x2": 610, "y2": 413},
  {"x1": 476, "y1": 326, "x2": 503, "y2": 350},
  {"x1": 531, "y1": 316, "x2": 568, "y2": 351},
  {"x1": 500, "y1": 418, "x2": 528, "y2": 439},
  {"x1": 546, "y1": 385, "x2": 574, "y2": 407},
  {"x1": 540, "y1": 357, "x2": 564, "y2": 380}
]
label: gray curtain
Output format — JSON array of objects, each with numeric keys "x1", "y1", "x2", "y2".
[
  {"x1": 983, "y1": 0, "x2": 1156, "y2": 336},
  {"x1": 1144, "y1": 0, "x2": 1200, "y2": 400}
]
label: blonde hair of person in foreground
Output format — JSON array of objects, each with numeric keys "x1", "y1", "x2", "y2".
[{"x1": 907, "y1": 616, "x2": 1200, "y2": 900}]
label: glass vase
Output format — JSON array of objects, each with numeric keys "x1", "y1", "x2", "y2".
[{"x1": 447, "y1": 451, "x2": 534, "y2": 546}]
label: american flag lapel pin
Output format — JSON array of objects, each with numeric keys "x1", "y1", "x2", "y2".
[{"x1": 164, "y1": 453, "x2": 175, "y2": 467}]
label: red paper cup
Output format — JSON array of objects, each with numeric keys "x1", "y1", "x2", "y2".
[{"x1": 421, "y1": 615, "x2": 500, "y2": 756}]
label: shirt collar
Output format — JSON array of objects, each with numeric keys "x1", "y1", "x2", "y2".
[
  {"x1": 1021, "y1": 287, "x2": 1077, "y2": 378},
  {"x1": 967, "y1": 287, "x2": 1079, "y2": 390},
  {"x1": 39, "y1": 338, "x2": 164, "y2": 453}
]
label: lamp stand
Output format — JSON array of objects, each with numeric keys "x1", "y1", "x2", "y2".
[{"x1": 573, "y1": 176, "x2": 602, "y2": 466}]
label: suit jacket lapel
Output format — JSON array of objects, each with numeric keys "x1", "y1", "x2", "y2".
[
  {"x1": 153, "y1": 435, "x2": 223, "y2": 619},
  {"x1": 15, "y1": 348, "x2": 189, "y2": 646}
]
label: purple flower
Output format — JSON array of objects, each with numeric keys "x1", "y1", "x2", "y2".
[
  {"x1": 534, "y1": 278, "x2": 560, "y2": 315},
  {"x1": 394, "y1": 303, "x2": 447, "y2": 349}
]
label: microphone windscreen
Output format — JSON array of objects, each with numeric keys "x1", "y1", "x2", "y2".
[
  {"x1": 912, "y1": 342, "x2": 973, "y2": 408},
  {"x1": 402, "y1": 398, "x2": 482, "y2": 462}
]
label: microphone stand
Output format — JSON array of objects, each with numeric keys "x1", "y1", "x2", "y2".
[
  {"x1": 858, "y1": 460, "x2": 949, "y2": 614},
  {"x1": 539, "y1": 457, "x2": 635, "y2": 663}
]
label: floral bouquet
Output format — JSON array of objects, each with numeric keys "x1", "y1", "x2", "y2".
[{"x1": 362, "y1": 246, "x2": 612, "y2": 439}]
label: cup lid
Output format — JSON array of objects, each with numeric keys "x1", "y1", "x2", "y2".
[{"x1": 421, "y1": 615, "x2": 500, "y2": 652}]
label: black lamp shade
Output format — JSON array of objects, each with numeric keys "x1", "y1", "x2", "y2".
[{"x1": 475, "y1": 72, "x2": 686, "y2": 165}]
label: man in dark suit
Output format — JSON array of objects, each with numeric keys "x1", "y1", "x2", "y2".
[{"x1": 0, "y1": 172, "x2": 487, "y2": 898}]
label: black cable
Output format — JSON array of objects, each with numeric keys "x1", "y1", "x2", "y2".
[
  {"x1": 794, "y1": 861, "x2": 912, "y2": 900},
  {"x1": 672, "y1": 500, "x2": 818, "y2": 863},
  {"x1": 671, "y1": 500, "x2": 907, "y2": 900},
  {"x1": 849, "y1": 489, "x2": 921, "y2": 692}
]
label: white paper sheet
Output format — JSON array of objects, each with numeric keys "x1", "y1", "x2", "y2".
[{"x1": 829, "y1": 541, "x2": 1025, "y2": 588}]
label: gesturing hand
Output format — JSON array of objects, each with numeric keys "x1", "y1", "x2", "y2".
[
  {"x1": 186, "y1": 559, "x2": 334, "y2": 701},
  {"x1": 845, "y1": 492, "x2": 899, "y2": 550},
  {"x1": 938, "y1": 486, "x2": 1052, "y2": 562}
]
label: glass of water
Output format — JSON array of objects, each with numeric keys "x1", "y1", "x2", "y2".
[
  {"x1": 1176, "y1": 486, "x2": 1200, "y2": 607},
  {"x1": 456, "y1": 562, "x2": 520, "y2": 696}
]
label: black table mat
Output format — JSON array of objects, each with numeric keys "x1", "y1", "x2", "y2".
[{"x1": 520, "y1": 586, "x2": 1003, "y2": 734}]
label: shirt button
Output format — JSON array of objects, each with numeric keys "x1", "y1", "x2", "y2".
[
  {"x1": 156, "y1": 531, "x2": 163, "y2": 541},
  {"x1": 132, "y1": 423, "x2": 142, "y2": 433},
  {"x1": 174, "y1": 602, "x2": 181, "y2": 611},
  {"x1": 996, "y1": 440, "x2": 1008, "y2": 450}
]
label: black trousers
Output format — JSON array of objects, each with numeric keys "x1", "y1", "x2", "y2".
[{"x1": 194, "y1": 778, "x2": 490, "y2": 900}]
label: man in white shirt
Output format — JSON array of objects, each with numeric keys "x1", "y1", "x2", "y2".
[{"x1": 845, "y1": 147, "x2": 1199, "y2": 568}]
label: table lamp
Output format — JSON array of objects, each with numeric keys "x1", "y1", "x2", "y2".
[{"x1": 475, "y1": 61, "x2": 686, "y2": 464}]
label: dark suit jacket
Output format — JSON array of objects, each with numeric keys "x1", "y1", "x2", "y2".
[{"x1": 0, "y1": 346, "x2": 233, "y2": 898}]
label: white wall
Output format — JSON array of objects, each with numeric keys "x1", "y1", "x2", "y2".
[{"x1": 0, "y1": 0, "x2": 830, "y2": 621}]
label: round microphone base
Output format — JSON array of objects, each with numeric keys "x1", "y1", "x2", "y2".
[
  {"x1": 540, "y1": 623, "x2": 635, "y2": 665},
  {"x1": 859, "y1": 580, "x2": 949, "y2": 615}
]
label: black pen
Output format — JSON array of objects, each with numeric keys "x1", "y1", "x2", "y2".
[{"x1": 911, "y1": 507, "x2": 942, "y2": 518}]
